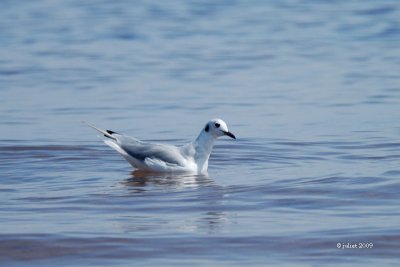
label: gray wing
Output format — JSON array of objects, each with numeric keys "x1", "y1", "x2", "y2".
[
  {"x1": 117, "y1": 136, "x2": 185, "y2": 166},
  {"x1": 85, "y1": 123, "x2": 185, "y2": 166}
]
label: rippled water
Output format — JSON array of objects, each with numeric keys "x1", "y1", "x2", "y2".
[{"x1": 1, "y1": 0, "x2": 400, "y2": 266}]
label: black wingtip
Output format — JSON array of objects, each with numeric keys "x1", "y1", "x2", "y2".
[{"x1": 104, "y1": 130, "x2": 117, "y2": 138}]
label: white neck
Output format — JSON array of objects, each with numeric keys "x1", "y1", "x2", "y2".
[{"x1": 193, "y1": 130, "x2": 216, "y2": 172}]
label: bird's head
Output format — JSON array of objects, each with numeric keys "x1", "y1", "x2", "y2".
[{"x1": 203, "y1": 118, "x2": 236, "y2": 139}]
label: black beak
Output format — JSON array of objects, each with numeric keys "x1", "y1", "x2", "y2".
[{"x1": 224, "y1": 131, "x2": 236, "y2": 139}]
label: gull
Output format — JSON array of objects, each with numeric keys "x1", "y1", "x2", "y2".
[{"x1": 85, "y1": 119, "x2": 236, "y2": 174}]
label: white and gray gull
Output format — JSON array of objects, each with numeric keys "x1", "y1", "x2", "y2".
[{"x1": 86, "y1": 119, "x2": 236, "y2": 174}]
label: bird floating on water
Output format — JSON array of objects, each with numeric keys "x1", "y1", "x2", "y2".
[{"x1": 86, "y1": 119, "x2": 236, "y2": 174}]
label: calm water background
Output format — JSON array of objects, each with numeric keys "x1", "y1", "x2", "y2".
[{"x1": 1, "y1": 0, "x2": 400, "y2": 266}]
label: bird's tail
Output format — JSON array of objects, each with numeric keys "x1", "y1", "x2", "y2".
[{"x1": 83, "y1": 121, "x2": 117, "y2": 140}]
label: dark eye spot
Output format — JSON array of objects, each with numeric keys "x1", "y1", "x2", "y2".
[
  {"x1": 215, "y1": 123, "x2": 220, "y2": 128},
  {"x1": 205, "y1": 124, "x2": 209, "y2": 132}
]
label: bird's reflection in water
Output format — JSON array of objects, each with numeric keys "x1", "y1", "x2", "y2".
[
  {"x1": 122, "y1": 170, "x2": 216, "y2": 190},
  {"x1": 119, "y1": 171, "x2": 231, "y2": 234}
]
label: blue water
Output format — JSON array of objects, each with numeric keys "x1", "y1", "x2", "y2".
[{"x1": 1, "y1": 1, "x2": 400, "y2": 266}]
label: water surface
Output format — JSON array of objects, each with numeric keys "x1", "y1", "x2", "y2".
[{"x1": 0, "y1": 0, "x2": 399, "y2": 266}]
